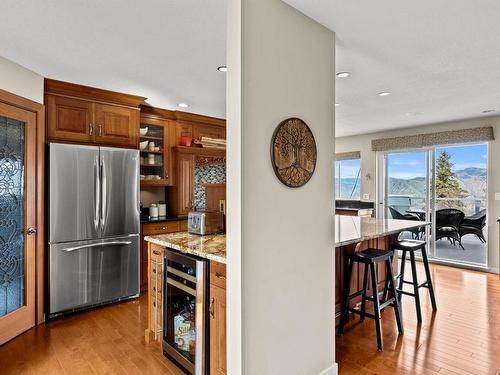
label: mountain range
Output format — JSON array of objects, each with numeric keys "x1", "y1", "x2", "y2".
[{"x1": 338, "y1": 167, "x2": 487, "y2": 200}]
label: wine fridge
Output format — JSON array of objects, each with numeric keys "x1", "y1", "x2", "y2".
[{"x1": 163, "y1": 249, "x2": 208, "y2": 374}]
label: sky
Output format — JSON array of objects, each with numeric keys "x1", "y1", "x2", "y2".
[{"x1": 388, "y1": 144, "x2": 487, "y2": 179}]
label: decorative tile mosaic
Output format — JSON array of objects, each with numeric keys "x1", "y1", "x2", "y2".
[{"x1": 194, "y1": 164, "x2": 226, "y2": 210}]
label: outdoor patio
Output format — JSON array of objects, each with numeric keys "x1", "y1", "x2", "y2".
[{"x1": 435, "y1": 233, "x2": 487, "y2": 265}]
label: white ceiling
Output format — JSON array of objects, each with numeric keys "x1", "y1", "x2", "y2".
[
  {"x1": 0, "y1": 0, "x2": 227, "y2": 118},
  {"x1": 284, "y1": 0, "x2": 500, "y2": 137},
  {"x1": 2, "y1": 1, "x2": 500, "y2": 136}
]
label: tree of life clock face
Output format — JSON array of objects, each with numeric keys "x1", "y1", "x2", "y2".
[{"x1": 270, "y1": 117, "x2": 317, "y2": 188}]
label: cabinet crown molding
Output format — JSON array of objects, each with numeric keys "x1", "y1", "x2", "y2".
[
  {"x1": 45, "y1": 78, "x2": 147, "y2": 108},
  {"x1": 140, "y1": 104, "x2": 226, "y2": 127}
]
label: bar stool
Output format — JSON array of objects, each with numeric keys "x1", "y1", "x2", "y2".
[
  {"x1": 338, "y1": 248, "x2": 403, "y2": 351},
  {"x1": 391, "y1": 239, "x2": 437, "y2": 323}
]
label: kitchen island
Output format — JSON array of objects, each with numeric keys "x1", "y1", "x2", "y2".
[
  {"x1": 334, "y1": 215, "x2": 430, "y2": 323},
  {"x1": 144, "y1": 232, "x2": 227, "y2": 375}
]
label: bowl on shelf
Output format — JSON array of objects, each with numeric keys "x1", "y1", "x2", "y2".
[
  {"x1": 140, "y1": 127, "x2": 148, "y2": 136},
  {"x1": 139, "y1": 140, "x2": 149, "y2": 150}
]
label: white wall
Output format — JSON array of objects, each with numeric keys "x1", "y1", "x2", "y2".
[
  {"x1": 227, "y1": 0, "x2": 336, "y2": 374},
  {"x1": 336, "y1": 117, "x2": 500, "y2": 272},
  {"x1": 0, "y1": 56, "x2": 43, "y2": 103}
]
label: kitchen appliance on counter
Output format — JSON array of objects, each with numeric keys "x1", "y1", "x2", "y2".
[
  {"x1": 48, "y1": 143, "x2": 140, "y2": 318},
  {"x1": 187, "y1": 211, "x2": 224, "y2": 235},
  {"x1": 163, "y1": 248, "x2": 208, "y2": 374}
]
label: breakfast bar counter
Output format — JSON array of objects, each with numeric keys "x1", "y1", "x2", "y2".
[
  {"x1": 335, "y1": 215, "x2": 430, "y2": 247},
  {"x1": 334, "y1": 215, "x2": 430, "y2": 324}
]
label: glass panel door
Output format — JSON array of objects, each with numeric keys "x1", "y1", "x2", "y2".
[
  {"x1": 0, "y1": 100, "x2": 36, "y2": 345},
  {"x1": 433, "y1": 144, "x2": 488, "y2": 267},
  {"x1": 381, "y1": 150, "x2": 430, "y2": 243}
]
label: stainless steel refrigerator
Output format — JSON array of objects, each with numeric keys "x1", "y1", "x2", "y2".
[{"x1": 48, "y1": 143, "x2": 140, "y2": 318}]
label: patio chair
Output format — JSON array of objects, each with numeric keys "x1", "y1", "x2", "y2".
[
  {"x1": 459, "y1": 209, "x2": 487, "y2": 243},
  {"x1": 388, "y1": 206, "x2": 423, "y2": 239},
  {"x1": 435, "y1": 208, "x2": 465, "y2": 250}
]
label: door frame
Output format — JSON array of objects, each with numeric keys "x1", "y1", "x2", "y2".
[{"x1": 0, "y1": 89, "x2": 45, "y2": 325}]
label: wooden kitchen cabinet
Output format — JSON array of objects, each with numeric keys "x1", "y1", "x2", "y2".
[
  {"x1": 146, "y1": 242, "x2": 165, "y2": 342},
  {"x1": 45, "y1": 79, "x2": 145, "y2": 148},
  {"x1": 94, "y1": 103, "x2": 139, "y2": 147},
  {"x1": 210, "y1": 261, "x2": 226, "y2": 375},
  {"x1": 140, "y1": 220, "x2": 186, "y2": 292},
  {"x1": 46, "y1": 95, "x2": 94, "y2": 143}
]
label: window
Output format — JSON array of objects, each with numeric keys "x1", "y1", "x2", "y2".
[{"x1": 335, "y1": 158, "x2": 361, "y2": 200}]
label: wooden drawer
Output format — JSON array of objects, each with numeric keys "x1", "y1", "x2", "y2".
[
  {"x1": 151, "y1": 259, "x2": 163, "y2": 283},
  {"x1": 143, "y1": 221, "x2": 180, "y2": 235},
  {"x1": 150, "y1": 243, "x2": 164, "y2": 262},
  {"x1": 210, "y1": 261, "x2": 226, "y2": 289},
  {"x1": 149, "y1": 297, "x2": 163, "y2": 334}
]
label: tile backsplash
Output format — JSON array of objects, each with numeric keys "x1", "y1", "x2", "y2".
[{"x1": 194, "y1": 164, "x2": 226, "y2": 210}]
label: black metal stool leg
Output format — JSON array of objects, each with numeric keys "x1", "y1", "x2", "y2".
[
  {"x1": 409, "y1": 251, "x2": 422, "y2": 323},
  {"x1": 338, "y1": 257, "x2": 354, "y2": 335},
  {"x1": 420, "y1": 245, "x2": 437, "y2": 311},
  {"x1": 370, "y1": 263, "x2": 383, "y2": 351},
  {"x1": 360, "y1": 264, "x2": 369, "y2": 322},
  {"x1": 398, "y1": 250, "x2": 407, "y2": 303},
  {"x1": 386, "y1": 258, "x2": 404, "y2": 335}
]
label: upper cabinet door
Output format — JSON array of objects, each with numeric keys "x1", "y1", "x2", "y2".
[
  {"x1": 46, "y1": 95, "x2": 94, "y2": 143},
  {"x1": 94, "y1": 104, "x2": 139, "y2": 148}
]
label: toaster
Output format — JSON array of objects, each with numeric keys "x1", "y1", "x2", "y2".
[{"x1": 188, "y1": 211, "x2": 224, "y2": 235}]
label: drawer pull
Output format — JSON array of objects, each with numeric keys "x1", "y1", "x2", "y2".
[
  {"x1": 153, "y1": 250, "x2": 162, "y2": 256},
  {"x1": 215, "y1": 272, "x2": 226, "y2": 280}
]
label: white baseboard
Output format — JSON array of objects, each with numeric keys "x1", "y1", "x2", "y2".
[{"x1": 318, "y1": 363, "x2": 338, "y2": 375}]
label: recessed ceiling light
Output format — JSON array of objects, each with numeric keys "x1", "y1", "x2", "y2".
[
  {"x1": 217, "y1": 65, "x2": 227, "y2": 72},
  {"x1": 378, "y1": 92, "x2": 391, "y2": 96},
  {"x1": 178, "y1": 103, "x2": 189, "y2": 108},
  {"x1": 482, "y1": 109, "x2": 495, "y2": 114},
  {"x1": 336, "y1": 72, "x2": 350, "y2": 78},
  {"x1": 335, "y1": 103, "x2": 340, "y2": 107}
]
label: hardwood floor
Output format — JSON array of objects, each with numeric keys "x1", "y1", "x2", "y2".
[
  {"x1": 0, "y1": 295, "x2": 184, "y2": 375},
  {"x1": 1, "y1": 262, "x2": 499, "y2": 374},
  {"x1": 337, "y1": 261, "x2": 500, "y2": 375}
]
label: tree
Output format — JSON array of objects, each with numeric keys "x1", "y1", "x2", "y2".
[{"x1": 435, "y1": 151, "x2": 466, "y2": 208}]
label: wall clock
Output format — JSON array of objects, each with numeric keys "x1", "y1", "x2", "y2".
[{"x1": 270, "y1": 117, "x2": 317, "y2": 188}]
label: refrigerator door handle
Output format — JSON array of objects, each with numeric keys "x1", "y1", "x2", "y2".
[
  {"x1": 100, "y1": 158, "x2": 107, "y2": 230},
  {"x1": 62, "y1": 241, "x2": 133, "y2": 252},
  {"x1": 94, "y1": 156, "x2": 100, "y2": 231}
]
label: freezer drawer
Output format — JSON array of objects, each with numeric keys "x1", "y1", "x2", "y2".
[{"x1": 49, "y1": 235, "x2": 139, "y2": 317}]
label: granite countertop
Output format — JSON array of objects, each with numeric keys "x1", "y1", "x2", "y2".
[
  {"x1": 335, "y1": 215, "x2": 430, "y2": 247},
  {"x1": 145, "y1": 232, "x2": 226, "y2": 263}
]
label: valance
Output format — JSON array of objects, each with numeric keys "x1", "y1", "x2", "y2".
[
  {"x1": 335, "y1": 151, "x2": 361, "y2": 161},
  {"x1": 371, "y1": 126, "x2": 494, "y2": 151}
]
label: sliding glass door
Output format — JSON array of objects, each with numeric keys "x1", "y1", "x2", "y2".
[
  {"x1": 379, "y1": 150, "x2": 431, "y2": 244},
  {"x1": 433, "y1": 144, "x2": 488, "y2": 266},
  {"x1": 378, "y1": 143, "x2": 488, "y2": 269}
]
